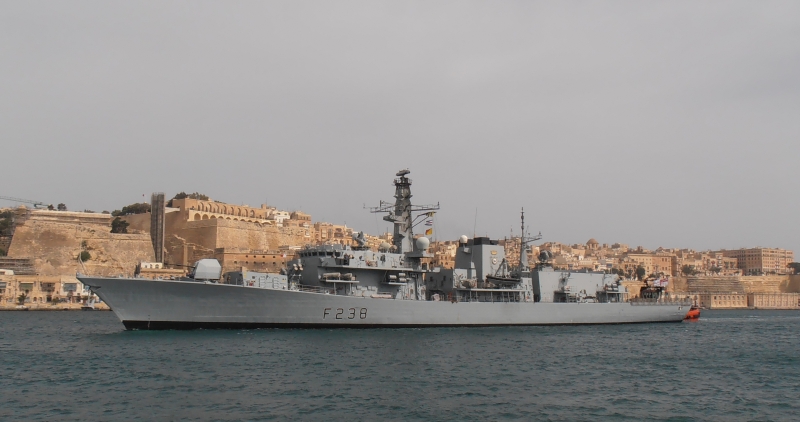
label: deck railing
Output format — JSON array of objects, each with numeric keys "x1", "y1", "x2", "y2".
[{"x1": 292, "y1": 284, "x2": 334, "y2": 295}]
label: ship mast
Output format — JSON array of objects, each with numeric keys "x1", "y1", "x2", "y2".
[
  {"x1": 518, "y1": 208, "x2": 541, "y2": 271},
  {"x1": 370, "y1": 169, "x2": 439, "y2": 254}
]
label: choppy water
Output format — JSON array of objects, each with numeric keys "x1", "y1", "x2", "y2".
[{"x1": 1, "y1": 310, "x2": 799, "y2": 421}]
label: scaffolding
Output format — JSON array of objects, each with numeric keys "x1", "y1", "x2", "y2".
[{"x1": 150, "y1": 193, "x2": 165, "y2": 263}]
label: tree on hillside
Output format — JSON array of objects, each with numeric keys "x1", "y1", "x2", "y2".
[
  {"x1": 0, "y1": 210, "x2": 13, "y2": 236},
  {"x1": 681, "y1": 264, "x2": 697, "y2": 276},
  {"x1": 788, "y1": 262, "x2": 800, "y2": 275},
  {"x1": 111, "y1": 217, "x2": 129, "y2": 234},
  {"x1": 57, "y1": 203, "x2": 67, "y2": 211},
  {"x1": 111, "y1": 203, "x2": 151, "y2": 217},
  {"x1": 635, "y1": 265, "x2": 646, "y2": 281},
  {"x1": 709, "y1": 266, "x2": 722, "y2": 274}
]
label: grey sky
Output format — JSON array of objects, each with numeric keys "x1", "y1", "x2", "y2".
[{"x1": 2, "y1": 1, "x2": 798, "y2": 255}]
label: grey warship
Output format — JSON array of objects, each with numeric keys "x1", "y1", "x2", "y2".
[{"x1": 78, "y1": 170, "x2": 691, "y2": 329}]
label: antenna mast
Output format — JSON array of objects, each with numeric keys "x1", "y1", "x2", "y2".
[{"x1": 518, "y1": 207, "x2": 542, "y2": 271}]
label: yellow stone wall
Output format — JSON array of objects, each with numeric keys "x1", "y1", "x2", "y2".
[
  {"x1": 6, "y1": 211, "x2": 154, "y2": 276},
  {"x1": 122, "y1": 209, "x2": 315, "y2": 266}
]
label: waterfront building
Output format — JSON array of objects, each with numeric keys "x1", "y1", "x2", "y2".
[
  {"x1": 696, "y1": 293, "x2": 748, "y2": 309},
  {"x1": 749, "y1": 293, "x2": 800, "y2": 309},
  {"x1": 430, "y1": 240, "x2": 458, "y2": 269},
  {"x1": 673, "y1": 249, "x2": 741, "y2": 276},
  {"x1": 313, "y1": 222, "x2": 354, "y2": 245},
  {"x1": 713, "y1": 248, "x2": 795, "y2": 275},
  {"x1": 619, "y1": 253, "x2": 676, "y2": 277},
  {"x1": 0, "y1": 272, "x2": 99, "y2": 308}
]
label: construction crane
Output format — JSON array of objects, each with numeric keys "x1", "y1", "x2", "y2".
[{"x1": 0, "y1": 196, "x2": 49, "y2": 209}]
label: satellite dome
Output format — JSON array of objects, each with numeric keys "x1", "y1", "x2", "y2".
[
  {"x1": 415, "y1": 237, "x2": 430, "y2": 251},
  {"x1": 379, "y1": 242, "x2": 391, "y2": 252},
  {"x1": 459, "y1": 235, "x2": 469, "y2": 244}
]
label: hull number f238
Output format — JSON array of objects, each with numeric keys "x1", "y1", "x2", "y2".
[{"x1": 323, "y1": 307, "x2": 367, "y2": 320}]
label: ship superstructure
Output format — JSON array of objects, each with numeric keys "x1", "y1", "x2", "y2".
[{"x1": 78, "y1": 170, "x2": 691, "y2": 329}]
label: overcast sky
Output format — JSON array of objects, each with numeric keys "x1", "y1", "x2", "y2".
[{"x1": 2, "y1": 1, "x2": 798, "y2": 254}]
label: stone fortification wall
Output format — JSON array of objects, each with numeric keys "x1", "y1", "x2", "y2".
[
  {"x1": 682, "y1": 275, "x2": 789, "y2": 294},
  {"x1": 164, "y1": 235, "x2": 215, "y2": 267},
  {"x1": 786, "y1": 274, "x2": 800, "y2": 293},
  {"x1": 669, "y1": 276, "x2": 688, "y2": 293},
  {"x1": 157, "y1": 210, "x2": 313, "y2": 266},
  {"x1": 213, "y1": 219, "x2": 271, "y2": 250},
  {"x1": 740, "y1": 276, "x2": 789, "y2": 293},
  {"x1": 6, "y1": 211, "x2": 154, "y2": 276},
  {"x1": 785, "y1": 275, "x2": 800, "y2": 293},
  {"x1": 207, "y1": 218, "x2": 311, "y2": 251},
  {"x1": 686, "y1": 276, "x2": 745, "y2": 293},
  {"x1": 120, "y1": 213, "x2": 151, "y2": 234}
]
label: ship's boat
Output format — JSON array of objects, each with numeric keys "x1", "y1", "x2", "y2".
[
  {"x1": 684, "y1": 306, "x2": 700, "y2": 320},
  {"x1": 77, "y1": 169, "x2": 692, "y2": 330}
]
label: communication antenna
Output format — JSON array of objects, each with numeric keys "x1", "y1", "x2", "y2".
[{"x1": 473, "y1": 207, "x2": 478, "y2": 238}]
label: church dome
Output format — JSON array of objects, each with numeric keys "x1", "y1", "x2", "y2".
[{"x1": 587, "y1": 238, "x2": 599, "y2": 246}]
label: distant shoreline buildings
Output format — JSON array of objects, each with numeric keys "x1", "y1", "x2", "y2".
[{"x1": 428, "y1": 237, "x2": 794, "y2": 278}]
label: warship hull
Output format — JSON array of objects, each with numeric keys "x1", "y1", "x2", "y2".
[{"x1": 78, "y1": 277, "x2": 689, "y2": 330}]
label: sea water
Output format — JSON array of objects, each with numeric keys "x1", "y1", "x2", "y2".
[{"x1": 1, "y1": 310, "x2": 799, "y2": 421}]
